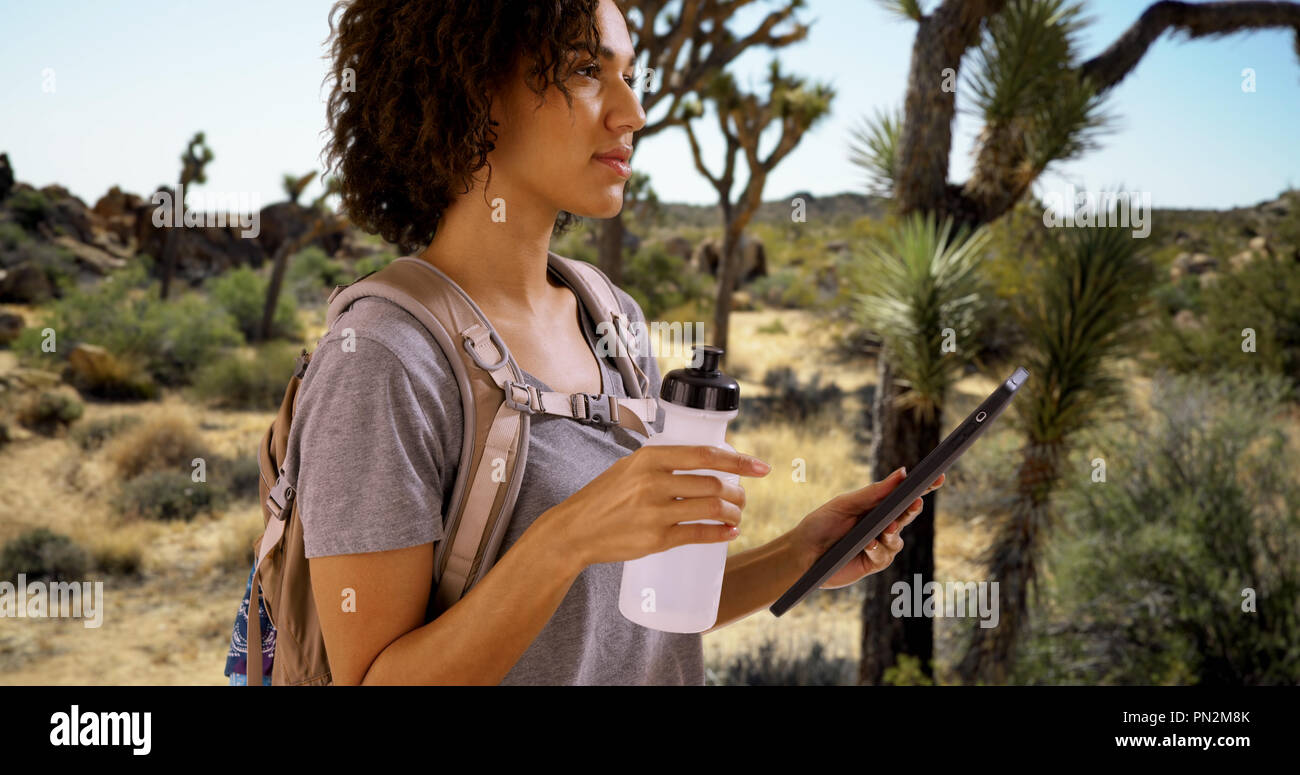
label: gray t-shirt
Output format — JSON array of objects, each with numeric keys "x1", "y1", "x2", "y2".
[{"x1": 282, "y1": 268, "x2": 705, "y2": 685}]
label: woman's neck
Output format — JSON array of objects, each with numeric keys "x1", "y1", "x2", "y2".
[{"x1": 416, "y1": 190, "x2": 567, "y2": 321}]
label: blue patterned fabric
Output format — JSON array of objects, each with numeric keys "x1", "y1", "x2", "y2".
[{"x1": 224, "y1": 565, "x2": 276, "y2": 683}]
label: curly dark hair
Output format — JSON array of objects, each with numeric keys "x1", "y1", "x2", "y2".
[{"x1": 320, "y1": 0, "x2": 605, "y2": 256}]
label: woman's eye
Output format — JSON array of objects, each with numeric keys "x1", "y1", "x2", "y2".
[{"x1": 576, "y1": 62, "x2": 600, "y2": 79}]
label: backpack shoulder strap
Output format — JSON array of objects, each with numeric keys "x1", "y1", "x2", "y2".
[
  {"x1": 325, "y1": 257, "x2": 527, "y2": 615},
  {"x1": 545, "y1": 251, "x2": 653, "y2": 399},
  {"x1": 320, "y1": 256, "x2": 655, "y2": 614}
]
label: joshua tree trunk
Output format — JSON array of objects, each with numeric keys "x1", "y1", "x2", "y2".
[
  {"x1": 159, "y1": 184, "x2": 182, "y2": 299},
  {"x1": 259, "y1": 216, "x2": 344, "y2": 341},
  {"x1": 712, "y1": 210, "x2": 742, "y2": 370},
  {"x1": 956, "y1": 439, "x2": 1064, "y2": 684},
  {"x1": 597, "y1": 213, "x2": 626, "y2": 287},
  {"x1": 859, "y1": 349, "x2": 942, "y2": 684}
]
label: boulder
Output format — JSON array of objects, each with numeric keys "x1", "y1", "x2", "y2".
[
  {"x1": 35, "y1": 185, "x2": 96, "y2": 243},
  {"x1": 51, "y1": 235, "x2": 127, "y2": 275},
  {"x1": 1170, "y1": 252, "x2": 1191, "y2": 281},
  {"x1": 690, "y1": 235, "x2": 768, "y2": 290},
  {"x1": 1188, "y1": 253, "x2": 1218, "y2": 274},
  {"x1": 663, "y1": 235, "x2": 692, "y2": 262},
  {"x1": 134, "y1": 194, "x2": 268, "y2": 287},
  {"x1": 1248, "y1": 236, "x2": 1269, "y2": 255},
  {"x1": 333, "y1": 228, "x2": 383, "y2": 261},
  {"x1": 258, "y1": 202, "x2": 344, "y2": 261},
  {"x1": 66, "y1": 343, "x2": 116, "y2": 380},
  {"x1": 92, "y1": 185, "x2": 143, "y2": 219},
  {"x1": 1173, "y1": 309, "x2": 1201, "y2": 331},
  {"x1": 0, "y1": 310, "x2": 24, "y2": 346},
  {"x1": 0, "y1": 262, "x2": 52, "y2": 302},
  {"x1": 0, "y1": 153, "x2": 13, "y2": 201}
]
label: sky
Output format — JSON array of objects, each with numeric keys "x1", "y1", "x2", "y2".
[{"x1": 1, "y1": 0, "x2": 1297, "y2": 215}]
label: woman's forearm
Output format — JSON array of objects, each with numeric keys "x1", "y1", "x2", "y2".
[
  {"x1": 704, "y1": 530, "x2": 808, "y2": 634},
  {"x1": 360, "y1": 516, "x2": 583, "y2": 685}
]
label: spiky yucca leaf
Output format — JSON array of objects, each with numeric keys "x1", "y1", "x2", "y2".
[
  {"x1": 875, "y1": 0, "x2": 925, "y2": 23},
  {"x1": 849, "y1": 212, "x2": 992, "y2": 420},
  {"x1": 848, "y1": 107, "x2": 902, "y2": 196},
  {"x1": 1016, "y1": 223, "x2": 1158, "y2": 442},
  {"x1": 966, "y1": 0, "x2": 1088, "y2": 122}
]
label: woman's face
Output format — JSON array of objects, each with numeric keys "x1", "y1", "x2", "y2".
[{"x1": 487, "y1": 0, "x2": 646, "y2": 221}]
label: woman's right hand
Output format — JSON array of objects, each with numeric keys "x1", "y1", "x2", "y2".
[{"x1": 539, "y1": 444, "x2": 771, "y2": 569}]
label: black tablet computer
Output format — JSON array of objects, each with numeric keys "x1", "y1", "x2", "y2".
[{"x1": 769, "y1": 366, "x2": 1030, "y2": 617}]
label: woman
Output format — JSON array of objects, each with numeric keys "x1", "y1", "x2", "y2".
[{"x1": 280, "y1": 0, "x2": 942, "y2": 685}]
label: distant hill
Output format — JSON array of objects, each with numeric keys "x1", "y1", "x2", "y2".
[{"x1": 654, "y1": 191, "x2": 891, "y2": 230}]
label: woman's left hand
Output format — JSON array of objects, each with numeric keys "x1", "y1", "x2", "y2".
[{"x1": 792, "y1": 467, "x2": 945, "y2": 590}]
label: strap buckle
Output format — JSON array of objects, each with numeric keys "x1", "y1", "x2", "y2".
[
  {"x1": 571, "y1": 392, "x2": 617, "y2": 427},
  {"x1": 265, "y1": 468, "x2": 296, "y2": 521},
  {"x1": 292, "y1": 348, "x2": 309, "y2": 379},
  {"x1": 503, "y1": 380, "x2": 539, "y2": 415}
]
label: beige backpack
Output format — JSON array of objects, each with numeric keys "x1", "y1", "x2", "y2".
[{"x1": 240, "y1": 252, "x2": 658, "y2": 685}]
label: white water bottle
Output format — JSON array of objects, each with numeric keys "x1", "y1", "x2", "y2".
[{"x1": 619, "y1": 344, "x2": 741, "y2": 633}]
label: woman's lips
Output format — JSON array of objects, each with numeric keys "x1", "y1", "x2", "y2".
[{"x1": 593, "y1": 156, "x2": 632, "y2": 179}]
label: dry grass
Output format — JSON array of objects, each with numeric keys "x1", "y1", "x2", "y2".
[{"x1": 104, "y1": 408, "x2": 212, "y2": 480}]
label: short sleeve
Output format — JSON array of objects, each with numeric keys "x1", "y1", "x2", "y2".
[{"x1": 288, "y1": 333, "x2": 450, "y2": 558}]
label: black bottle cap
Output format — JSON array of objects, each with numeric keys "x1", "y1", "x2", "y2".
[{"x1": 660, "y1": 344, "x2": 739, "y2": 411}]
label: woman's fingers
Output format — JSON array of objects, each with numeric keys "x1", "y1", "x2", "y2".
[
  {"x1": 885, "y1": 497, "x2": 925, "y2": 534},
  {"x1": 658, "y1": 472, "x2": 746, "y2": 508},
  {"x1": 864, "y1": 530, "x2": 903, "y2": 567}
]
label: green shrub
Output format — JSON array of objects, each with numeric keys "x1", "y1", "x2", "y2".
[
  {"x1": 748, "y1": 265, "x2": 815, "y2": 309},
  {"x1": 731, "y1": 366, "x2": 845, "y2": 430},
  {"x1": 16, "y1": 389, "x2": 83, "y2": 434},
  {"x1": 707, "y1": 638, "x2": 856, "y2": 686},
  {"x1": 0, "y1": 528, "x2": 91, "y2": 583},
  {"x1": 206, "y1": 265, "x2": 301, "y2": 342},
  {"x1": 352, "y1": 251, "x2": 398, "y2": 280},
  {"x1": 12, "y1": 259, "x2": 243, "y2": 386},
  {"x1": 70, "y1": 414, "x2": 143, "y2": 451},
  {"x1": 1148, "y1": 252, "x2": 1300, "y2": 382},
  {"x1": 8, "y1": 189, "x2": 51, "y2": 230},
  {"x1": 211, "y1": 453, "x2": 265, "y2": 503},
  {"x1": 756, "y1": 317, "x2": 788, "y2": 335},
  {"x1": 622, "y1": 242, "x2": 711, "y2": 321},
  {"x1": 63, "y1": 349, "x2": 158, "y2": 401},
  {"x1": 286, "y1": 246, "x2": 350, "y2": 305},
  {"x1": 1015, "y1": 372, "x2": 1300, "y2": 685},
  {"x1": 0, "y1": 240, "x2": 79, "y2": 295},
  {"x1": 191, "y1": 341, "x2": 299, "y2": 410},
  {"x1": 0, "y1": 221, "x2": 30, "y2": 251},
  {"x1": 113, "y1": 470, "x2": 224, "y2": 521},
  {"x1": 883, "y1": 653, "x2": 937, "y2": 686}
]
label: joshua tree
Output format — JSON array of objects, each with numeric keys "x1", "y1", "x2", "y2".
[
  {"x1": 681, "y1": 60, "x2": 833, "y2": 368},
  {"x1": 603, "y1": 0, "x2": 811, "y2": 285},
  {"x1": 258, "y1": 174, "x2": 346, "y2": 342},
  {"x1": 282, "y1": 171, "x2": 317, "y2": 206},
  {"x1": 159, "y1": 131, "x2": 214, "y2": 299},
  {"x1": 849, "y1": 0, "x2": 1300, "y2": 684},
  {"x1": 957, "y1": 223, "x2": 1157, "y2": 684},
  {"x1": 846, "y1": 212, "x2": 992, "y2": 684}
]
